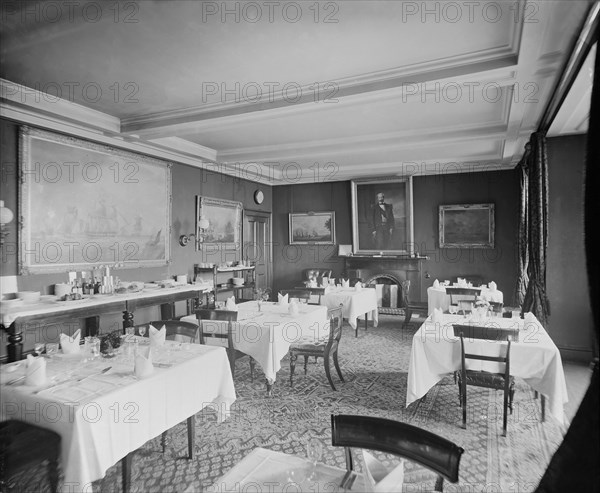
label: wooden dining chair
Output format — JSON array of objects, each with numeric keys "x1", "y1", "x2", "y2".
[
  {"x1": 445, "y1": 287, "x2": 481, "y2": 314},
  {"x1": 457, "y1": 330, "x2": 515, "y2": 436},
  {"x1": 196, "y1": 309, "x2": 255, "y2": 381},
  {"x1": 401, "y1": 280, "x2": 429, "y2": 328},
  {"x1": 488, "y1": 301, "x2": 504, "y2": 317},
  {"x1": 289, "y1": 304, "x2": 344, "y2": 390},
  {"x1": 0, "y1": 420, "x2": 61, "y2": 493},
  {"x1": 331, "y1": 414, "x2": 464, "y2": 492},
  {"x1": 279, "y1": 289, "x2": 311, "y2": 304}
]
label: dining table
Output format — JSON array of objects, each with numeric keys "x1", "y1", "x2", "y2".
[
  {"x1": 319, "y1": 286, "x2": 379, "y2": 337},
  {"x1": 0, "y1": 284, "x2": 209, "y2": 362},
  {"x1": 427, "y1": 284, "x2": 504, "y2": 315},
  {"x1": 0, "y1": 338, "x2": 236, "y2": 493},
  {"x1": 182, "y1": 300, "x2": 329, "y2": 394},
  {"x1": 406, "y1": 312, "x2": 569, "y2": 427},
  {"x1": 201, "y1": 447, "x2": 370, "y2": 493}
]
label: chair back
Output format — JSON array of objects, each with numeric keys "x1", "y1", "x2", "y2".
[
  {"x1": 138, "y1": 320, "x2": 199, "y2": 343},
  {"x1": 488, "y1": 301, "x2": 504, "y2": 316},
  {"x1": 452, "y1": 324, "x2": 518, "y2": 342},
  {"x1": 331, "y1": 414, "x2": 464, "y2": 490},
  {"x1": 445, "y1": 287, "x2": 481, "y2": 313},
  {"x1": 326, "y1": 304, "x2": 344, "y2": 346},
  {"x1": 400, "y1": 280, "x2": 411, "y2": 306},
  {"x1": 196, "y1": 309, "x2": 238, "y2": 347},
  {"x1": 459, "y1": 333, "x2": 511, "y2": 383},
  {"x1": 279, "y1": 289, "x2": 311, "y2": 303}
]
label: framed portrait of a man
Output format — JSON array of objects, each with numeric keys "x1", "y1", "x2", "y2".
[{"x1": 351, "y1": 177, "x2": 414, "y2": 255}]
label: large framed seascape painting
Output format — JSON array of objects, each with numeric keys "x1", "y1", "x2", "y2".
[
  {"x1": 439, "y1": 203, "x2": 495, "y2": 248},
  {"x1": 19, "y1": 127, "x2": 171, "y2": 274},
  {"x1": 289, "y1": 212, "x2": 336, "y2": 245},
  {"x1": 196, "y1": 196, "x2": 242, "y2": 251},
  {"x1": 351, "y1": 177, "x2": 414, "y2": 255}
]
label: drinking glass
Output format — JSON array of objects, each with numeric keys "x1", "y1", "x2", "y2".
[
  {"x1": 306, "y1": 438, "x2": 323, "y2": 481},
  {"x1": 45, "y1": 343, "x2": 59, "y2": 358},
  {"x1": 34, "y1": 343, "x2": 45, "y2": 356},
  {"x1": 138, "y1": 325, "x2": 147, "y2": 338},
  {"x1": 125, "y1": 326, "x2": 135, "y2": 342}
]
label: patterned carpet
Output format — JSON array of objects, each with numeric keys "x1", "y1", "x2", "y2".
[{"x1": 9, "y1": 316, "x2": 563, "y2": 492}]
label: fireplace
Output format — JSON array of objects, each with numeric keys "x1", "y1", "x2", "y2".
[{"x1": 341, "y1": 255, "x2": 427, "y2": 303}]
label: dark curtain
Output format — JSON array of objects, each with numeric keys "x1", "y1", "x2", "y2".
[
  {"x1": 535, "y1": 26, "x2": 600, "y2": 493},
  {"x1": 515, "y1": 147, "x2": 530, "y2": 306},
  {"x1": 521, "y1": 132, "x2": 551, "y2": 326}
]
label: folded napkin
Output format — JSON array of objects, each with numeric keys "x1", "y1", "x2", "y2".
[
  {"x1": 149, "y1": 324, "x2": 166, "y2": 346},
  {"x1": 288, "y1": 300, "x2": 300, "y2": 316},
  {"x1": 60, "y1": 329, "x2": 81, "y2": 354},
  {"x1": 489, "y1": 281, "x2": 497, "y2": 291},
  {"x1": 363, "y1": 450, "x2": 405, "y2": 492},
  {"x1": 355, "y1": 281, "x2": 362, "y2": 291},
  {"x1": 341, "y1": 279, "x2": 350, "y2": 288},
  {"x1": 431, "y1": 308, "x2": 443, "y2": 323},
  {"x1": 524, "y1": 312, "x2": 535, "y2": 323},
  {"x1": 321, "y1": 277, "x2": 329, "y2": 287},
  {"x1": 433, "y1": 279, "x2": 440, "y2": 289},
  {"x1": 329, "y1": 278, "x2": 336, "y2": 286},
  {"x1": 278, "y1": 292, "x2": 289, "y2": 305},
  {"x1": 25, "y1": 354, "x2": 47, "y2": 386},
  {"x1": 225, "y1": 296, "x2": 238, "y2": 311},
  {"x1": 134, "y1": 346, "x2": 154, "y2": 379}
]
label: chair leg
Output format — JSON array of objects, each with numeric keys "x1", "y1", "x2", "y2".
[
  {"x1": 324, "y1": 352, "x2": 337, "y2": 391},
  {"x1": 249, "y1": 357, "x2": 255, "y2": 382},
  {"x1": 457, "y1": 377, "x2": 462, "y2": 406},
  {"x1": 161, "y1": 432, "x2": 167, "y2": 453},
  {"x1": 403, "y1": 307, "x2": 412, "y2": 328},
  {"x1": 187, "y1": 415, "x2": 195, "y2": 459},
  {"x1": 461, "y1": 381, "x2": 467, "y2": 429},
  {"x1": 541, "y1": 394, "x2": 546, "y2": 422},
  {"x1": 503, "y1": 388, "x2": 509, "y2": 437},
  {"x1": 509, "y1": 383, "x2": 515, "y2": 413},
  {"x1": 303, "y1": 355, "x2": 309, "y2": 375},
  {"x1": 290, "y1": 351, "x2": 297, "y2": 387},
  {"x1": 333, "y1": 348, "x2": 344, "y2": 382}
]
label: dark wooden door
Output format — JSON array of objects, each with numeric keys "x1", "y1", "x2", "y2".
[{"x1": 243, "y1": 210, "x2": 272, "y2": 291}]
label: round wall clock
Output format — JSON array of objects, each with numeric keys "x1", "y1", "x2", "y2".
[{"x1": 253, "y1": 189, "x2": 264, "y2": 205}]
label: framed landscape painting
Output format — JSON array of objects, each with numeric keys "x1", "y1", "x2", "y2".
[
  {"x1": 351, "y1": 177, "x2": 414, "y2": 255},
  {"x1": 196, "y1": 196, "x2": 242, "y2": 251},
  {"x1": 439, "y1": 203, "x2": 495, "y2": 248},
  {"x1": 289, "y1": 212, "x2": 336, "y2": 245},
  {"x1": 19, "y1": 127, "x2": 171, "y2": 274}
]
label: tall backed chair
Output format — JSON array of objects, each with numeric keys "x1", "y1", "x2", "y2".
[
  {"x1": 456, "y1": 329, "x2": 515, "y2": 436},
  {"x1": 289, "y1": 304, "x2": 344, "y2": 390},
  {"x1": 279, "y1": 289, "x2": 311, "y2": 304},
  {"x1": 445, "y1": 287, "x2": 481, "y2": 314},
  {"x1": 331, "y1": 414, "x2": 464, "y2": 492},
  {"x1": 196, "y1": 309, "x2": 255, "y2": 380},
  {"x1": 401, "y1": 280, "x2": 428, "y2": 328},
  {"x1": 488, "y1": 301, "x2": 504, "y2": 317},
  {"x1": 0, "y1": 420, "x2": 61, "y2": 493}
]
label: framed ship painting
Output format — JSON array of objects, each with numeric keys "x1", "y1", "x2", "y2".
[
  {"x1": 289, "y1": 211, "x2": 336, "y2": 245},
  {"x1": 439, "y1": 203, "x2": 495, "y2": 248},
  {"x1": 19, "y1": 127, "x2": 171, "y2": 274}
]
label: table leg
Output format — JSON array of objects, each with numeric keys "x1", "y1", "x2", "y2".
[
  {"x1": 160, "y1": 302, "x2": 175, "y2": 320},
  {"x1": 121, "y1": 451, "x2": 133, "y2": 493},
  {"x1": 364, "y1": 313, "x2": 368, "y2": 331},
  {"x1": 3, "y1": 322, "x2": 23, "y2": 362},
  {"x1": 265, "y1": 378, "x2": 274, "y2": 396},
  {"x1": 187, "y1": 415, "x2": 195, "y2": 459},
  {"x1": 84, "y1": 316, "x2": 100, "y2": 337},
  {"x1": 123, "y1": 310, "x2": 134, "y2": 331}
]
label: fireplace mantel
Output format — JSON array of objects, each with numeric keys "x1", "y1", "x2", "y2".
[{"x1": 339, "y1": 255, "x2": 428, "y2": 302}]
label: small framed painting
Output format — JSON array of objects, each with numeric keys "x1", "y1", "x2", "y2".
[
  {"x1": 289, "y1": 212, "x2": 336, "y2": 245},
  {"x1": 439, "y1": 203, "x2": 495, "y2": 248}
]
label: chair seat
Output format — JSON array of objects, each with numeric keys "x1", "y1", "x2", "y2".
[
  {"x1": 290, "y1": 342, "x2": 326, "y2": 354},
  {"x1": 463, "y1": 370, "x2": 514, "y2": 389}
]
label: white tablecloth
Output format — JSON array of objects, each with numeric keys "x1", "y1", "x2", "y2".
[
  {"x1": 406, "y1": 314, "x2": 568, "y2": 425},
  {"x1": 182, "y1": 301, "x2": 328, "y2": 382},
  {"x1": 204, "y1": 447, "x2": 369, "y2": 493},
  {"x1": 1, "y1": 341, "x2": 236, "y2": 492},
  {"x1": 320, "y1": 287, "x2": 379, "y2": 330},
  {"x1": 427, "y1": 286, "x2": 504, "y2": 315}
]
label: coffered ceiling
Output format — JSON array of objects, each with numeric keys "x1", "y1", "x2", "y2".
[{"x1": 0, "y1": 0, "x2": 593, "y2": 184}]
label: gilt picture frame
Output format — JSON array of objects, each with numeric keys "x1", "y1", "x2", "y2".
[
  {"x1": 18, "y1": 127, "x2": 171, "y2": 274},
  {"x1": 351, "y1": 177, "x2": 414, "y2": 255},
  {"x1": 439, "y1": 203, "x2": 495, "y2": 248},
  {"x1": 289, "y1": 212, "x2": 336, "y2": 245},
  {"x1": 196, "y1": 196, "x2": 243, "y2": 251}
]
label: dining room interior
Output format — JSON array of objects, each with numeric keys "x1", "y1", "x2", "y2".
[{"x1": 0, "y1": 1, "x2": 599, "y2": 492}]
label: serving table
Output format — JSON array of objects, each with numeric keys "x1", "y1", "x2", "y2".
[
  {"x1": 182, "y1": 300, "x2": 328, "y2": 394},
  {"x1": 0, "y1": 340, "x2": 236, "y2": 493},
  {"x1": 427, "y1": 285, "x2": 504, "y2": 315},
  {"x1": 320, "y1": 286, "x2": 379, "y2": 337},
  {"x1": 406, "y1": 313, "x2": 568, "y2": 426},
  {"x1": 203, "y1": 447, "x2": 368, "y2": 493},
  {"x1": 0, "y1": 285, "x2": 209, "y2": 362}
]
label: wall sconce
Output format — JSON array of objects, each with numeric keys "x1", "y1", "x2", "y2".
[
  {"x1": 179, "y1": 217, "x2": 210, "y2": 247},
  {"x1": 0, "y1": 200, "x2": 14, "y2": 247}
]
